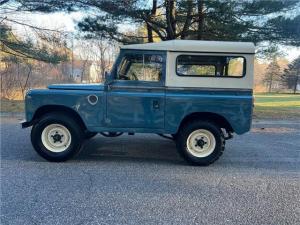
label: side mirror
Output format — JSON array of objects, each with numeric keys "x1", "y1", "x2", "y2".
[{"x1": 104, "y1": 71, "x2": 113, "y2": 84}]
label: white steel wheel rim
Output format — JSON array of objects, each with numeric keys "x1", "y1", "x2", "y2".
[
  {"x1": 186, "y1": 129, "x2": 216, "y2": 158},
  {"x1": 41, "y1": 124, "x2": 72, "y2": 153}
]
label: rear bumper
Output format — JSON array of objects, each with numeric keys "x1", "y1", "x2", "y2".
[{"x1": 20, "y1": 120, "x2": 32, "y2": 128}]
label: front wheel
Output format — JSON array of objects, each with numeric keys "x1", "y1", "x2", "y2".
[
  {"x1": 31, "y1": 113, "x2": 84, "y2": 162},
  {"x1": 176, "y1": 120, "x2": 225, "y2": 166}
]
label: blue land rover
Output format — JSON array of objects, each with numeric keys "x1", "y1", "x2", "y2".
[{"x1": 22, "y1": 40, "x2": 255, "y2": 166}]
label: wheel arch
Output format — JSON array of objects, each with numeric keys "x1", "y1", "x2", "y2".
[
  {"x1": 177, "y1": 112, "x2": 234, "y2": 133},
  {"x1": 31, "y1": 105, "x2": 87, "y2": 130}
]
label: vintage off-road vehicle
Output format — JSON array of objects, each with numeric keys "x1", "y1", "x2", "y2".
[{"x1": 22, "y1": 40, "x2": 255, "y2": 165}]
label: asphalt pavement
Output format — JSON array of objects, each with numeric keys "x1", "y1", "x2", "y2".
[{"x1": 1, "y1": 117, "x2": 299, "y2": 225}]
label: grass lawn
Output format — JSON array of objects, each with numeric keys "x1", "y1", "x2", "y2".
[
  {"x1": 1, "y1": 93, "x2": 299, "y2": 119},
  {"x1": 0, "y1": 99, "x2": 24, "y2": 113},
  {"x1": 253, "y1": 93, "x2": 300, "y2": 119}
]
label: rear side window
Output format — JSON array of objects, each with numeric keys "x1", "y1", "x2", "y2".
[{"x1": 176, "y1": 55, "x2": 246, "y2": 77}]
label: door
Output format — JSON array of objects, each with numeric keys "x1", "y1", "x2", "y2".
[{"x1": 106, "y1": 51, "x2": 166, "y2": 129}]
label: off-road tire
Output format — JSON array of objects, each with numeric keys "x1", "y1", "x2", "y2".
[
  {"x1": 31, "y1": 112, "x2": 84, "y2": 162},
  {"x1": 176, "y1": 120, "x2": 225, "y2": 166}
]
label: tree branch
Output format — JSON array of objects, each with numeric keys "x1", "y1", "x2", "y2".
[
  {"x1": 0, "y1": 17, "x2": 64, "y2": 33},
  {"x1": 180, "y1": 1, "x2": 193, "y2": 39}
]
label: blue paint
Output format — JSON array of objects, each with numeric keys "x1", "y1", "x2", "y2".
[
  {"x1": 23, "y1": 49, "x2": 253, "y2": 136},
  {"x1": 165, "y1": 89, "x2": 253, "y2": 134},
  {"x1": 48, "y1": 83, "x2": 104, "y2": 91},
  {"x1": 25, "y1": 88, "x2": 105, "y2": 127},
  {"x1": 106, "y1": 88, "x2": 165, "y2": 129}
]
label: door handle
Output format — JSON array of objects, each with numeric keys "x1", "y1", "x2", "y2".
[{"x1": 153, "y1": 100, "x2": 160, "y2": 109}]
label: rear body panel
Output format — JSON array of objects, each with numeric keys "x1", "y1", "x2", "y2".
[{"x1": 165, "y1": 88, "x2": 253, "y2": 134}]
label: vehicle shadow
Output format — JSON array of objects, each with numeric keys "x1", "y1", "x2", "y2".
[
  {"x1": 75, "y1": 134, "x2": 186, "y2": 166},
  {"x1": 75, "y1": 134, "x2": 299, "y2": 172}
]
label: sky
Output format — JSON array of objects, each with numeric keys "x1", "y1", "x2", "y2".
[
  {"x1": 4, "y1": 11, "x2": 300, "y2": 61},
  {"x1": 8, "y1": 11, "x2": 83, "y2": 33}
]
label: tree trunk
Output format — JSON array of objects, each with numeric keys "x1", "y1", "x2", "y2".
[
  {"x1": 165, "y1": 0, "x2": 176, "y2": 40},
  {"x1": 99, "y1": 44, "x2": 106, "y2": 83},
  {"x1": 268, "y1": 74, "x2": 273, "y2": 93},
  {"x1": 146, "y1": 0, "x2": 157, "y2": 43},
  {"x1": 294, "y1": 70, "x2": 299, "y2": 94},
  {"x1": 80, "y1": 60, "x2": 87, "y2": 83},
  {"x1": 17, "y1": 63, "x2": 32, "y2": 100},
  {"x1": 180, "y1": 1, "x2": 193, "y2": 39},
  {"x1": 22, "y1": 65, "x2": 32, "y2": 99},
  {"x1": 146, "y1": 24, "x2": 153, "y2": 42},
  {"x1": 197, "y1": 0, "x2": 204, "y2": 39}
]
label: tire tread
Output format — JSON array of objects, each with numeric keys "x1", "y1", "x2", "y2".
[
  {"x1": 176, "y1": 120, "x2": 225, "y2": 166},
  {"x1": 31, "y1": 112, "x2": 84, "y2": 162}
]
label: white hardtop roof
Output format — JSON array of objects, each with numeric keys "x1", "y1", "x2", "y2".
[{"x1": 121, "y1": 40, "x2": 255, "y2": 54}]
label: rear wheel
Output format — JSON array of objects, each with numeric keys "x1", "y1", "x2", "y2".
[
  {"x1": 31, "y1": 113, "x2": 84, "y2": 162},
  {"x1": 176, "y1": 120, "x2": 225, "y2": 166}
]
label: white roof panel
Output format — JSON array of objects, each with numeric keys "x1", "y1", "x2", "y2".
[{"x1": 121, "y1": 40, "x2": 255, "y2": 54}]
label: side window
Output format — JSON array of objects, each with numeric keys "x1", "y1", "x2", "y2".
[
  {"x1": 226, "y1": 57, "x2": 245, "y2": 77},
  {"x1": 117, "y1": 53, "x2": 163, "y2": 82},
  {"x1": 176, "y1": 55, "x2": 245, "y2": 77}
]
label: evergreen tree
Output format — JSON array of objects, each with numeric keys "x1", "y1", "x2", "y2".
[
  {"x1": 264, "y1": 58, "x2": 281, "y2": 93},
  {"x1": 0, "y1": 24, "x2": 67, "y2": 64},
  {"x1": 281, "y1": 57, "x2": 300, "y2": 94},
  {"x1": 10, "y1": 0, "x2": 300, "y2": 46}
]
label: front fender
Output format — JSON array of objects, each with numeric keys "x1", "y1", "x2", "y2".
[{"x1": 24, "y1": 89, "x2": 105, "y2": 128}]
